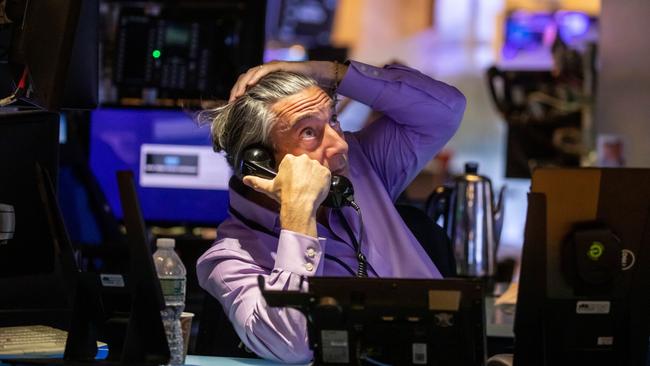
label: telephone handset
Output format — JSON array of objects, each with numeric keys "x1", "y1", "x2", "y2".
[{"x1": 239, "y1": 145, "x2": 356, "y2": 209}]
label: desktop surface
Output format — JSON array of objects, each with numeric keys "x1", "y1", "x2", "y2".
[
  {"x1": 0, "y1": 355, "x2": 304, "y2": 366},
  {"x1": 185, "y1": 355, "x2": 308, "y2": 366}
]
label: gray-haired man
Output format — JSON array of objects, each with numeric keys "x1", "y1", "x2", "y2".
[{"x1": 197, "y1": 60, "x2": 466, "y2": 362}]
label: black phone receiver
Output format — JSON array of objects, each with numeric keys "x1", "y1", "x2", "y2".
[{"x1": 239, "y1": 145, "x2": 356, "y2": 209}]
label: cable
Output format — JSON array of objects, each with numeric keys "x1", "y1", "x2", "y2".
[
  {"x1": 0, "y1": 67, "x2": 28, "y2": 107},
  {"x1": 354, "y1": 204, "x2": 367, "y2": 278},
  {"x1": 347, "y1": 198, "x2": 367, "y2": 277},
  {"x1": 17, "y1": 67, "x2": 28, "y2": 90},
  {"x1": 335, "y1": 203, "x2": 367, "y2": 277}
]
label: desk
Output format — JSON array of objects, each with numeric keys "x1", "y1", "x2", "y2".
[
  {"x1": 485, "y1": 296, "x2": 515, "y2": 339},
  {"x1": 185, "y1": 355, "x2": 308, "y2": 366},
  {"x1": 485, "y1": 296, "x2": 515, "y2": 357},
  {"x1": 185, "y1": 298, "x2": 514, "y2": 365},
  {"x1": 0, "y1": 296, "x2": 513, "y2": 365}
]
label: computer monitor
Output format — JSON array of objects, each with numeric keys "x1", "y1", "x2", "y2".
[
  {"x1": 57, "y1": 111, "x2": 128, "y2": 273},
  {"x1": 500, "y1": 10, "x2": 597, "y2": 71},
  {"x1": 2, "y1": 0, "x2": 98, "y2": 110},
  {"x1": 62, "y1": 170, "x2": 169, "y2": 364},
  {"x1": 499, "y1": 10, "x2": 556, "y2": 71},
  {"x1": 514, "y1": 168, "x2": 650, "y2": 365},
  {"x1": 0, "y1": 110, "x2": 69, "y2": 327},
  {"x1": 0, "y1": 111, "x2": 168, "y2": 364},
  {"x1": 89, "y1": 107, "x2": 232, "y2": 226},
  {"x1": 0, "y1": 110, "x2": 60, "y2": 278},
  {"x1": 26, "y1": 165, "x2": 169, "y2": 364},
  {"x1": 261, "y1": 276, "x2": 486, "y2": 366}
]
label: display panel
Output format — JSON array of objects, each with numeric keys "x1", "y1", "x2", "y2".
[{"x1": 89, "y1": 108, "x2": 231, "y2": 225}]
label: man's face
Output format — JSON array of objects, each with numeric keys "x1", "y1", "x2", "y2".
[{"x1": 270, "y1": 86, "x2": 349, "y2": 176}]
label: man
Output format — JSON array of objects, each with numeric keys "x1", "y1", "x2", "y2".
[{"x1": 197, "y1": 60, "x2": 466, "y2": 363}]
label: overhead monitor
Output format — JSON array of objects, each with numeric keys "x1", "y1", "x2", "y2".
[{"x1": 106, "y1": 0, "x2": 265, "y2": 104}]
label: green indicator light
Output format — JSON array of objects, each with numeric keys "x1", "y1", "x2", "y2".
[
  {"x1": 588, "y1": 241, "x2": 604, "y2": 261},
  {"x1": 152, "y1": 50, "x2": 161, "y2": 59}
]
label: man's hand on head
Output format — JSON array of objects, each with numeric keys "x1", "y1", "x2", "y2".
[
  {"x1": 243, "y1": 154, "x2": 331, "y2": 238},
  {"x1": 229, "y1": 61, "x2": 349, "y2": 102}
]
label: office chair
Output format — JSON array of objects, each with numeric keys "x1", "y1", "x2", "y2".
[
  {"x1": 194, "y1": 290, "x2": 259, "y2": 358},
  {"x1": 395, "y1": 204, "x2": 457, "y2": 277}
]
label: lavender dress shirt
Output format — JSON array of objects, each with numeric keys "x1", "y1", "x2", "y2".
[{"x1": 196, "y1": 61, "x2": 466, "y2": 363}]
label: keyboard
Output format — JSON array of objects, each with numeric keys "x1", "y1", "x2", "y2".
[{"x1": 0, "y1": 325, "x2": 69, "y2": 358}]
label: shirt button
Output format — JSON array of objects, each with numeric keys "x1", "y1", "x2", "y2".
[
  {"x1": 304, "y1": 263, "x2": 314, "y2": 272},
  {"x1": 306, "y1": 248, "x2": 316, "y2": 258},
  {"x1": 372, "y1": 70, "x2": 380, "y2": 76},
  {"x1": 360, "y1": 65, "x2": 367, "y2": 72}
]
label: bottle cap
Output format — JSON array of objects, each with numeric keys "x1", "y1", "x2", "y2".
[{"x1": 156, "y1": 238, "x2": 175, "y2": 249}]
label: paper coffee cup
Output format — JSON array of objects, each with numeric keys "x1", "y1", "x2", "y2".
[{"x1": 180, "y1": 312, "x2": 195, "y2": 360}]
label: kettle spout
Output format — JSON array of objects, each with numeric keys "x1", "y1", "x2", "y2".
[{"x1": 493, "y1": 185, "x2": 506, "y2": 247}]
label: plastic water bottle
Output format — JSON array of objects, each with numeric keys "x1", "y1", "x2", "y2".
[{"x1": 153, "y1": 238, "x2": 187, "y2": 365}]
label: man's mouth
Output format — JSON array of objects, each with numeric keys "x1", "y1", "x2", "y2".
[
  {"x1": 331, "y1": 165, "x2": 347, "y2": 176},
  {"x1": 330, "y1": 155, "x2": 349, "y2": 176}
]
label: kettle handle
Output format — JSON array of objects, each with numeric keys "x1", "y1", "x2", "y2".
[
  {"x1": 494, "y1": 185, "x2": 506, "y2": 249},
  {"x1": 425, "y1": 186, "x2": 452, "y2": 229}
]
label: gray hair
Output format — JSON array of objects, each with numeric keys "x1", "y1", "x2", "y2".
[{"x1": 197, "y1": 71, "x2": 321, "y2": 170}]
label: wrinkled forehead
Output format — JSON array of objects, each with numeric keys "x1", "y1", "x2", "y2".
[{"x1": 270, "y1": 86, "x2": 333, "y2": 129}]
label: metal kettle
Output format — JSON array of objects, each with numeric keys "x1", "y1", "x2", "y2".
[{"x1": 427, "y1": 162, "x2": 505, "y2": 278}]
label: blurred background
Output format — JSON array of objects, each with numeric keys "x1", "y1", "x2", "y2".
[
  {"x1": 5, "y1": 0, "x2": 650, "y2": 355},
  {"x1": 49, "y1": 0, "x2": 603, "y2": 258}
]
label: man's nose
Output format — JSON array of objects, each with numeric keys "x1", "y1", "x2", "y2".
[{"x1": 323, "y1": 124, "x2": 348, "y2": 157}]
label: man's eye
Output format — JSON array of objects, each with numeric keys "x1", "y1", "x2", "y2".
[
  {"x1": 300, "y1": 127, "x2": 316, "y2": 139},
  {"x1": 330, "y1": 116, "x2": 342, "y2": 130}
]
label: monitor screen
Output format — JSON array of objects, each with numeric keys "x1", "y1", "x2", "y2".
[
  {"x1": 501, "y1": 10, "x2": 597, "y2": 71},
  {"x1": 501, "y1": 10, "x2": 556, "y2": 70},
  {"x1": 89, "y1": 108, "x2": 231, "y2": 225}
]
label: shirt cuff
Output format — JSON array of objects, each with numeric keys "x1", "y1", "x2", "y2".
[
  {"x1": 337, "y1": 61, "x2": 386, "y2": 106},
  {"x1": 274, "y1": 230, "x2": 326, "y2": 276}
]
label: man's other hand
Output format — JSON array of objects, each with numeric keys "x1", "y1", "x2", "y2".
[{"x1": 229, "y1": 61, "x2": 348, "y2": 102}]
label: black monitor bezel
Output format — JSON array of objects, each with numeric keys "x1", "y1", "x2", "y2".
[
  {"x1": 514, "y1": 168, "x2": 650, "y2": 366},
  {"x1": 261, "y1": 276, "x2": 487, "y2": 365}
]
